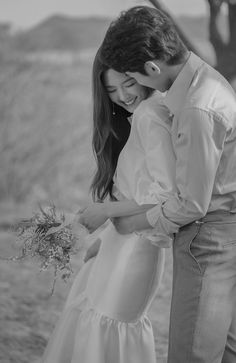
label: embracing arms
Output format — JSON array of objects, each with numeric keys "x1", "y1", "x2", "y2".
[
  {"x1": 77, "y1": 200, "x2": 155, "y2": 233},
  {"x1": 119, "y1": 109, "x2": 228, "y2": 235}
]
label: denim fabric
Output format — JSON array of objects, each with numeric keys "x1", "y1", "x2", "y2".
[{"x1": 168, "y1": 213, "x2": 236, "y2": 363}]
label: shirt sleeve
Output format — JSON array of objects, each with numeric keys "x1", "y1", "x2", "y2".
[{"x1": 146, "y1": 108, "x2": 228, "y2": 234}]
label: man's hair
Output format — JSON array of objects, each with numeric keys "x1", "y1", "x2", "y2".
[{"x1": 100, "y1": 6, "x2": 188, "y2": 74}]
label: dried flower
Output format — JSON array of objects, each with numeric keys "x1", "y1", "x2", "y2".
[{"x1": 2, "y1": 204, "x2": 88, "y2": 294}]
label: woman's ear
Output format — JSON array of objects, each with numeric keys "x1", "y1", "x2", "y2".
[{"x1": 144, "y1": 61, "x2": 161, "y2": 76}]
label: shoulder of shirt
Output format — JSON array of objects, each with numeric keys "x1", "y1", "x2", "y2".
[
  {"x1": 133, "y1": 91, "x2": 171, "y2": 129},
  {"x1": 185, "y1": 63, "x2": 236, "y2": 129}
]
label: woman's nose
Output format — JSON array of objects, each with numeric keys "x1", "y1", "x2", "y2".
[{"x1": 117, "y1": 88, "x2": 128, "y2": 102}]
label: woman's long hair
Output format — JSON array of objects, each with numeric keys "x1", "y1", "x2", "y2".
[{"x1": 90, "y1": 48, "x2": 152, "y2": 201}]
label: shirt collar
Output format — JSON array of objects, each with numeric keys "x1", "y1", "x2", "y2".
[{"x1": 163, "y1": 52, "x2": 204, "y2": 118}]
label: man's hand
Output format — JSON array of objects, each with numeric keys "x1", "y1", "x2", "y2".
[
  {"x1": 77, "y1": 203, "x2": 108, "y2": 233},
  {"x1": 84, "y1": 238, "x2": 101, "y2": 262}
]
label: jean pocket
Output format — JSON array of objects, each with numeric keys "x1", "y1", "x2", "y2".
[
  {"x1": 175, "y1": 223, "x2": 205, "y2": 275},
  {"x1": 209, "y1": 222, "x2": 236, "y2": 249},
  {"x1": 188, "y1": 225, "x2": 205, "y2": 274},
  {"x1": 188, "y1": 221, "x2": 215, "y2": 274}
]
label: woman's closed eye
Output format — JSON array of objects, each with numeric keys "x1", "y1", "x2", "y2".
[
  {"x1": 106, "y1": 87, "x2": 116, "y2": 94},
  {"x1": 125, "y1": 80, "x2": 137, "y2": 87},
  {"x1": 106, "y1": 82, "x2": 136, "y2": 93}
]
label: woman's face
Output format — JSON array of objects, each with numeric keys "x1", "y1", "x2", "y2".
[{"x1": 104, "y1": 69, "x2": 147, "y2": 113}]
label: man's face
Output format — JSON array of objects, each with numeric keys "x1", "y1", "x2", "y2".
[{"x1": 126, "y1": 67, "x2": 171, "y2": 92}]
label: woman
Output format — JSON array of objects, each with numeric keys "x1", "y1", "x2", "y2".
[{"x1": 42, "y1": 48, "x2": 176, "y2": 363}]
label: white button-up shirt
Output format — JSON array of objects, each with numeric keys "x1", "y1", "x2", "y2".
[{"x1": 146, "y1": 52, "x2": 236, "y2": 236}]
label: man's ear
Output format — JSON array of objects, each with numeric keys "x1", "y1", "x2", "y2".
[{"x1": 144, "y1": 61, "x2": 161, "y2": 76}]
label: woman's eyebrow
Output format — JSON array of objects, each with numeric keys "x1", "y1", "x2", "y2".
[
  {"x1": 122, "y1": 77, "x2": 135, "y2": 84},
  {"x1": 105, "y1": 77, "x2": 135, "y2": 88}
]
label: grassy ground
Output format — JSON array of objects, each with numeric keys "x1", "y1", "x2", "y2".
[{"x1": 0, "y1": 50, "x2": 96, "y2": 208}]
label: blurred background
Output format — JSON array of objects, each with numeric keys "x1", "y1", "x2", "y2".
[{"x1": 0, "y1": 1, "x2": 235, "y2": 362}]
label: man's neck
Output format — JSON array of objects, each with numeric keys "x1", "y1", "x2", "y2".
[{"x1": 167, "y1": 51, "x2": 191, "y2": 89}]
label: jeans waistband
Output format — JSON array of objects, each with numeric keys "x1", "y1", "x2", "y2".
[{"x1": 195, "y1": 211, "x2": 236, "y2": 224}]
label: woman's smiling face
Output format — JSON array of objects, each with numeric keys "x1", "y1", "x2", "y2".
[{"x1": 104, "y1": 69, "x2": 147, "y2": 113}]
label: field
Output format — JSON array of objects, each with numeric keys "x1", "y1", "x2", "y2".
[{"x1": 0, "y1": 49, "x2": 94, "y2": 361}]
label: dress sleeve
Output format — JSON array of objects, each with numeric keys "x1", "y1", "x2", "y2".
[
  {"x1": 131, "y1": 106, "x2": 176, "y2": 247},
  {"x1": 134, "y1": 107, "x2": 177, "y2": 205}
]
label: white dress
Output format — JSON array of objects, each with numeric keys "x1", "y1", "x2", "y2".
[{"x1": 42, "y1": 92, "x2": 176, "y2": 363}]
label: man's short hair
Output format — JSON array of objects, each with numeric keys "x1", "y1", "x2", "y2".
[{"x1": 100, "y1": 6, "x2": 188, "y2": 74}]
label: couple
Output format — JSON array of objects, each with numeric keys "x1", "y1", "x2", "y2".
[{"x1": 42, "y1": 6, "x2": 236, "y2": 363}]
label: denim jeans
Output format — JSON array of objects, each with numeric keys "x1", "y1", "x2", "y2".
[{"x1": 168, "y1": 212, "x2": 236, "y2": 363}]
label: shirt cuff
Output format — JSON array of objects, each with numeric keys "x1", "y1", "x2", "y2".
[
  {"x1": 136, "y1": 231, "x2": 173, "y2": 248},
  {"x1": 146, "y1": 203, "x2": 180, "y2": 235},
  {"x1": 146, "y1": 204, "x2": 162, "y2": 227}
]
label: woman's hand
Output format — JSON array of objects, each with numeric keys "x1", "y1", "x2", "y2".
[
  {"x1": 83, "y1": 238, "x2": 102, "y2": 262},
  {"x1": 78, "y1": 203, "x2": 108, "y2": 233},
  {"x1": 111, "y1": 215, "x2": 136, "y2": 234},
  {"x1": 112, "y1": 213, "x2": 151, "y2": 234}
]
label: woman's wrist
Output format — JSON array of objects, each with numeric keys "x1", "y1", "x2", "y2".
[
  {"x1": 103, "y1": 200, "x2": 155, "y2": 219},
  {"x1": 103, "y1": 201, "x2": 115, "y2": 219}
]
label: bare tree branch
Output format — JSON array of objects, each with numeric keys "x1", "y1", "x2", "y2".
[
  {"x1": 207, "y1": 0, "x2": 225, "y2": 54},
  {"x1": 147, "y1": 0, "x2": 201, "y2": 56},
  {"x1": 206, "y1": 0, "x2": 236, "y2": 80},
  {"x1": 147, "y1": 0, "x2": 236, "y2": 82},
  {"x1": 228, "y1": 1, "x2": 236, "y2": 46}
]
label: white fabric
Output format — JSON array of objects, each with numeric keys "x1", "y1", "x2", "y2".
[
  {"x1": 114, "y1": 92, "x2": 176, "y2": 245},
  {"x1": 43, "y1": 224, "x2": 165, "y2": 363},
  {"x1": 42, "y1": 92, "x2": 176, "y2": 363},
  {"x1": 146, "y1": 52, "x2": 236, "y2": 235}
]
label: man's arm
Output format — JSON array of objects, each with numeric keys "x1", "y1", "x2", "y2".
[
  {"x1": 113, "y1": 109, "x2": 228, "y2": 235},
  {"x1": 77, "y1": 200, "x2": 155, "y2": 233},
  {"x1": 145, "y1": 109, "x2": 227, "y2": 234}
]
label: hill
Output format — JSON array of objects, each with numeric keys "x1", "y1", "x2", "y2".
[
  {"x1": 10, "y1": 15, "x2": 112, "y2": 52},
  {"x1": 3, "y1": 14, "x2": 212, "y2": 53},
  {"x1": 3, "y1": 14, "x2": 215, "y2": 65}
]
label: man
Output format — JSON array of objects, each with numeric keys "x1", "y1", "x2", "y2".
[{"x1": 97, "y1": 5, "x2": 236, "y2": 363}]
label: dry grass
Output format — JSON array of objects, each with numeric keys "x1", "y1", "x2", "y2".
[{"x1": 0, "y1": 50, "x2": 96, "y2": 209}]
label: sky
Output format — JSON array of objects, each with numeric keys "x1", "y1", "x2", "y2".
[{"x1": 0, "y1": 0, "x2": 208, "y2": 29}]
